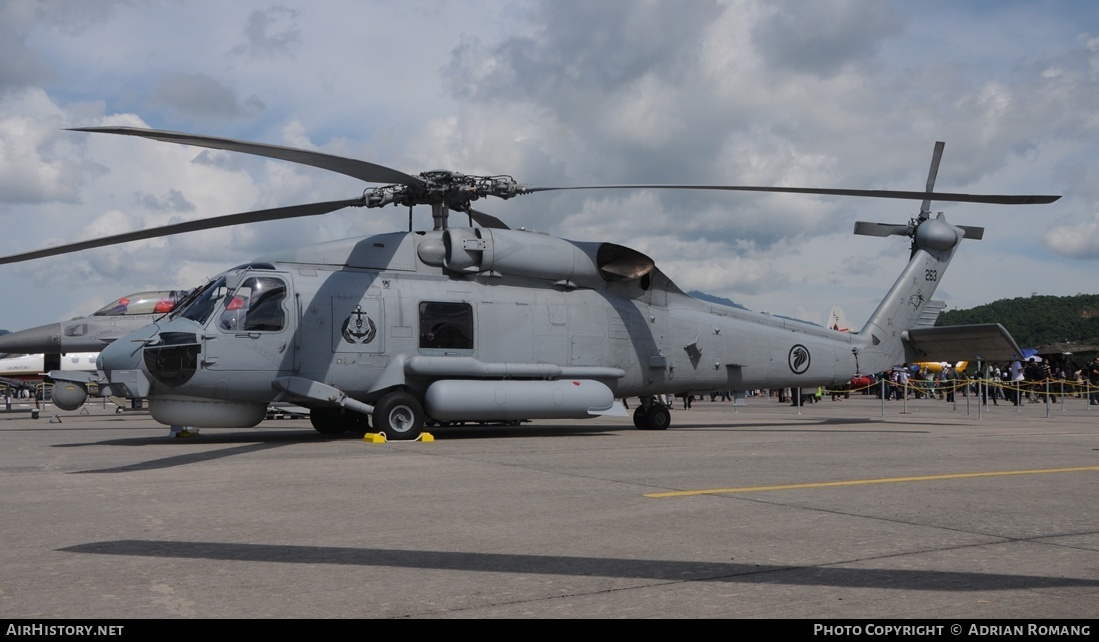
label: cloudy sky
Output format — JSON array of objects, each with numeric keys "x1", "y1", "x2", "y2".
[{"x1": 1, "y1": 0, "x2": 1097, "y2": 334}]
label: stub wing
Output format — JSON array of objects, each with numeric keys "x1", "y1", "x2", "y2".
[{"x1": 902, "y1": 324, "x2": 1024, "y2": 363}]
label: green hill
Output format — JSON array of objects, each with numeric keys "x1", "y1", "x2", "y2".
[{"x1": 936, "y1": 293, "x2": 1099, "y2": 350}]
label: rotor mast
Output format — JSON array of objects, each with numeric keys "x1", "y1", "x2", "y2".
[{"x1": 431, "y1": 202, "x2": 449, "y2": 230}]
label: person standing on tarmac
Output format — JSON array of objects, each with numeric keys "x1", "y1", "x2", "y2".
[{"x1": 1086, "y1": 358, "x2": 1099, "y2": 406}]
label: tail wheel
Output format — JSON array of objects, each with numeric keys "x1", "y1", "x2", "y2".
[
  {"x1": 646, "y1": 404, "x2": 671, "y2": 430},
  {"x1": 373, "y1": 391, "x2": 425, "y2": 441},
  {"x1": 634, "y1": 403, "x2": 671, "y2": 430}
]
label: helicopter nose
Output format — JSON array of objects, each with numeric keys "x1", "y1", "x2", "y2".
[
  {"x1": 97, "y1": 329, "x2": 151, "y2": 373},
  {"x1": 97, "y1": 322, "x2": 202, "y2": 388},
  {"x1": 0, "y1": 322, "x2": 61, "y2": 354},
  {"x1": 140, "y1": 329, "x2": 201, "y2": 387}
]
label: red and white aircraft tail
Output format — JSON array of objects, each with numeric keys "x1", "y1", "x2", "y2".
[{"x1": 827, "y1": 306, "x2": 851, "y2": 333}]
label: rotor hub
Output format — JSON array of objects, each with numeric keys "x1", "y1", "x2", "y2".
[
  {"x1": 914, "y1": 214, "x2": 961, "y2": 252},
  {"x1": 364, "y1": 172, "x2": 521, "y2": 213}
]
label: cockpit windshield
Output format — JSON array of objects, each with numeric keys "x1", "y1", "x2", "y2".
[
  {"x1": 92, "y1": 290, "x2": 190, "y2": 316},
  {"x1": 172, "y1": 277, "x2": 229, "y2": 325}
]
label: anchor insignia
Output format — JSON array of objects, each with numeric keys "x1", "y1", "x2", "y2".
[{"x1": 341, "y1": 305, "x2": 377, "y2": 344}]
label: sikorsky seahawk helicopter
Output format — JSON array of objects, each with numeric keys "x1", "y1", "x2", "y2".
[{"x1": 5, "y1": 129, "x2": 1057, "y2": 439}]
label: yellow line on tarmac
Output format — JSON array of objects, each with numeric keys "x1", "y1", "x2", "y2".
[{"x1": 644, "y1": 466, "x2": 1099, "y2": 498}]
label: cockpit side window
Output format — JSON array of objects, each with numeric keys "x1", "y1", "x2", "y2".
[
  {"x1": 418, "y1": 301, "x2": 473, "y2": 350},
  {"x1": 219, "y1": 276, "x2": 287, "y2": 332}
]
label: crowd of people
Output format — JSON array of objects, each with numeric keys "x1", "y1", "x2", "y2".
[{"x1": 824, "y1": 356, "x2": 1099, "y2": 406}]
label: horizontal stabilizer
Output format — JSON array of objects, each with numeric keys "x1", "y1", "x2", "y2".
[{"x1": 902, "y1": 324, "x2": 1023, "y2": 363}]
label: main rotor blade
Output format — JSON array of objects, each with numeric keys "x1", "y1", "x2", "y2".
[
  {"x1": 467, "y1": 208, "x2": 510, "y2": 230},
  {"x1": 68, "y1": 127, "x2": 426, "y2": 188},
  {"x1": 0, "y1": 199, "x2": 363, "y2": 266},
  {"x1": 520, "y1": 184, "x2": 1060, "y2": 205}
]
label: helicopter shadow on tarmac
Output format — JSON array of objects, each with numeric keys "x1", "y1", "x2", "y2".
[
  {"x1": 42, "y1": 422, "x2": 628, "y2": 474},
  {"x1": 56, "y1": 539, "x2": 1099, "y2": 592}
]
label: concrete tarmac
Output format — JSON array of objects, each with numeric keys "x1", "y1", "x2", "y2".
[{"x1": 0, "y1": 392, "x2": 1096, "y2": 619}]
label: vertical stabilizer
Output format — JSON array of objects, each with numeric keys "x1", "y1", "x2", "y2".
[{"x1": 828, "y1": 306, "x2": 851, "y2": 332}]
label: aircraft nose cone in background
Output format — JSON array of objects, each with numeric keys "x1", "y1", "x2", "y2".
[{"x1": 0, "y1": 323, "x2": 61, "y2": 354}]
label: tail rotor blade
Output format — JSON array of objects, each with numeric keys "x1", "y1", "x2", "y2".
[
  {"x1": 921, "y1": 141, "x2": 946, "y2": 218},
  {"x1": 854, "y1": 221, "x2": 910, "y2": 237}
]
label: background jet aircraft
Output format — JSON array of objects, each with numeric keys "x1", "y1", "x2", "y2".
[
  {"x1": 0, "y1": 290, "x2": 188, "y2": 355},
  {"x1": 828, "y1": 306, "x2": 851, "y2": 333}
]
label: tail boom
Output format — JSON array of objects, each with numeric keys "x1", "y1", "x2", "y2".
[{"x1": 855, "y1": 214, "x2": 966, "y2": 373}]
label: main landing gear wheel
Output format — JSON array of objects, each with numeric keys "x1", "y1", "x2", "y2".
[
  {"x1": 343, "y1": 411, "x2": 370, "y2": 436},
  {"x1": 373, "y1": 391, "x2": 425, "y2": 441},
  {"x1": 311, "y1": 407, "x2": 347, "y2": 435},
  {"x1": 633, "y1": 403, "x2": 671, "y2": 430}
]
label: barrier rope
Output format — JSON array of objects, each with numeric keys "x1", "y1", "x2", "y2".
[{"x1": 826, "y1": 377, "x2": 1098, "y2": 399}]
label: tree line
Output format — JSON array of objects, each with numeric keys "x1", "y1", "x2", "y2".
[{"x1": 936, "y1": 294, "x2": 1099, "y2": 348}]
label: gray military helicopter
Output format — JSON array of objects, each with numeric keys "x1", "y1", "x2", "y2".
[{"x1": 7, "y1": 128, "x2": 1058, "y2": 439}]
